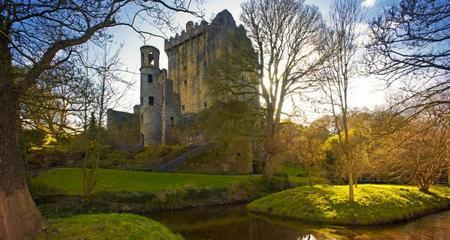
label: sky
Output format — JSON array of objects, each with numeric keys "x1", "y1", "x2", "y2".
[{"x1": 106, "y1": 0, "x2": 393, "y2": 122}]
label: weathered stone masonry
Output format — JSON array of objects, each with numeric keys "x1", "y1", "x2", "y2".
[{"x1": 107, "y1": 10, "x2": 256, "y2": 173}]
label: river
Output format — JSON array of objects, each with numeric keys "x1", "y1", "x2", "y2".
[{"x1": 146, "y1": 205, "x2": 450, "y2": 240}]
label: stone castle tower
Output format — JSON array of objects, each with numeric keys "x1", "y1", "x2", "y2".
[
  {"x1": 137, "y1": 9, "x2": 241, "y2": 146},
  {"x1": 108, "y1": 10, "x2": 251, "y2": 145},
  {"x1": 138, "y1": 46, "x2": 180, "y2": 145},
  {"x1": 106, "y1": 9, "x2": 257, "y2": 173},
  {"x1": 164, "y1": 9, "x2": 237, "y2": 114}
]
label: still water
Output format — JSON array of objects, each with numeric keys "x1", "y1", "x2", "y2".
[{"x1": 147, "y1": 205, "x2": 450, "y2": 240}]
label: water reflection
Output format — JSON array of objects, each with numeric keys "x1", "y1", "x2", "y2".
[{"x1": 146, "y1": 205, "x2": 450, "y2": 240}]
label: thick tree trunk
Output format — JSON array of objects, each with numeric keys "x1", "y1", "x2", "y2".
[
  {"x1": 348, "y1": 171, "x2": 354, "y2": 202},
  {"x1": 262, "y1": 153, "x2": 275, "y2": 179},
  {"x1": 262, "y1": 110, "x2": 277, "y2": 179},
  {"x1": 0, "y1": 86, "x2": 44, "y2": 239}
]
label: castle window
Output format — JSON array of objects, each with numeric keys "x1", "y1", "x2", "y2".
[
  {"x1": 170, "y1": 116, "x2": 174, "y2": 127},
  {"x1": 181, "y1": 105, "x2": 185, "y2": 111},
  {"x1": 148, "y1": 52, "x2": 154, "y2": 65},
  {"x1": 204, "y1": 102, "x2": 207, "y2": 108},
  {"x1": 141, "y1": 114, "x2": 143, "y2": 124},
  {"x1": 147, "y1": 74, "x2": 153, "y2": 83},
  {"x1": 184, "y1": 80, "x2": 187, "y2": 85},
  {"x1": 149, "y1": 96, "x2": 154, "y2": 106}
]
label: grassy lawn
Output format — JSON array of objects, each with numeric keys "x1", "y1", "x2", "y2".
[
  {"x1": 277, "y1": 165, "x2": 328, "y2": 186},
  {"x1": 32, "y1": 168, "x2": 257, "y2": 196},
  {"x1": 277, "y1": 165, "x2": 310, "y2": 177},
  {"x1": 247, "y1": 184, "x2": 450, "y2": 225},
  {"x1": 36, "y1": 213, "x2": 183, "y2": 240}
]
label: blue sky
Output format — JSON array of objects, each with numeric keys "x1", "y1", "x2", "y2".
[{"x1": 107, "y1": 0, "x2": 393, "y2": 122}]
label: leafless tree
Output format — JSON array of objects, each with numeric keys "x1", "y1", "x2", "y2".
[
  {"x1": 241, "y1": 0, "x2": 328, "y2": 178},
  {"x1": 375, "y1": 106, "x2": 449, "y2": 192},
  {"x1": 365, "y1": 0, "x2": 450, "y2": 118},
  {"x1": 80, "y1": 42, "x2": 132, "y2": 201},
  {"x1": 20, "y1": 60, "x2": 89, "y2": 137},
  {"x1": 0, "y1": 1, "x2": 201, "y2": 238},
  {"x1": 317, "y1": 0, "x2": 362, "y2": 202}
]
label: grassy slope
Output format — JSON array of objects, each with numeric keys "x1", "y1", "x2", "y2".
[
  {"x1": 36, "y1": 213, "x2": 183, "y2": 240},
  {"x1": 248, "y1": 184, "x2": 450, "y2": 225},
  {"x1": 32, "y1": 168, "x2": 256, "y2": 195}
]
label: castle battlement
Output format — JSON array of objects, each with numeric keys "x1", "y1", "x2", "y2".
[
  {"x1": 164, "y1": 20, "x2": 208, "y2": 51},
  {"x1": 165, "y1": 9, "x2": 236, "y2": 52}
]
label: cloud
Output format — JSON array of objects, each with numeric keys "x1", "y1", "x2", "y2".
[{"x1": 361, "y1": 0, "x2": 376, "y2": 8}]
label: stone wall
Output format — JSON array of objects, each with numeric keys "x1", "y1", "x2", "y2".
[
  {"x1": 106, "y1": 109, "x2": 140, "y2": 150},
  {"x1": 164, "y1": 10, "x2": 237, "y2": 115}
]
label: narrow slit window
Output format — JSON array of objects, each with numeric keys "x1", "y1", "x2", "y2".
[
  {"x1": 181, "y1": 105, "x2": 185, "y2": 111},
  {"x1": 147, "y1": 74, "x2": 153, "y2": 83},
  {"x1": 149, "y1": 96, "x2": 154, "y2": 106},
  {"x1": 204, "y1": 102, "x2": 207, "y2": 108}
]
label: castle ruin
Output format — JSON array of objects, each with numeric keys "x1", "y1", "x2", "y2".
[{"x1": 107, "y1": 10, "x2": 258, "y2": 173}]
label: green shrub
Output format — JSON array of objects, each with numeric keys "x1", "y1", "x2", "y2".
[
  {"x1": 134, "y1": 145, "x2": 187, "y2": 164},
  {"x1": 101, "y1": 150, "x2": 130, "y2": 168}
]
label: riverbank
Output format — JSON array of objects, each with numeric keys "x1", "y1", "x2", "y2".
[
  {"x1": 35, "y1": 213, "x2": 183, "y2": 240},
  {"x1": 247, "y1": 184, "x2": 450, "y2": 225},
  {"x1": 145, "y1": 204, "x2": 450, "y2": 240},
  {"x1": 31, "y1": 168, "x2": 293, "y2": 217}
]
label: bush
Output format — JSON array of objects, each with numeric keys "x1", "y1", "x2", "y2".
[
  {"x1": 134, "y1": 144, "x2": 187, "y2": 164},
  {"x1": 101, "y1": 150, "x2": 130, "y2": 168}
]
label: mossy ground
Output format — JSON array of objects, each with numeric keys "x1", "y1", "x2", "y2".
[
  {"x1": 247, "y1": 184, "x2": 450, "y2": 225},
  {"x1": 32, "y1": 168, "x2": 256, "y2": 196},
  {"x1": 35, "y1": 213, "x2": 183, "y2": 240}
]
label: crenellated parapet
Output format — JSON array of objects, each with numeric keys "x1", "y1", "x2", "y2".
[{"x1": 164, "y1": 20, "x2": 208, "y2": 51}]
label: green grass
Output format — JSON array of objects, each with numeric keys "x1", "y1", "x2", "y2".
[
  {"x1": 288, "y1": 176, "x2": 328, "y2": 186},
  {"x1": 277, "y1": 165, "x2": 309, "y2": 177},
  {"x1": 32, "y1": 168, "x2": 256, "y2": 196},
  {"x1": 247, "y1": 184, "x2": 450, "y2": 225},
  {"x1": 276, "y1": 165, "x2": 328, "y2": 186},
  {"x1": 36, "y1": 213, "x2": 183, "y2": 240}
]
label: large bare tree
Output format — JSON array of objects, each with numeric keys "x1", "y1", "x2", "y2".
[
  {"x1": 0, "y1": 1, "x2": 201, "y2": 238},
  {"x1": 366, "y1": 0, "x2": 450, "y2": 185},
  {"x1": 318, "y1": 0, "x2": 362, "y2": 202},
  {"x1": 241, "y1": 0, "x2": 328, "y2": 178},
  {"x1": 366, "y1": 0, "x2": 450, "y2": 117}
]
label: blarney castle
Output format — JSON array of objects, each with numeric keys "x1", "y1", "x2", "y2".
[{"x1": 107, "y1": 10, "x2": 258, "y2": 174}]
